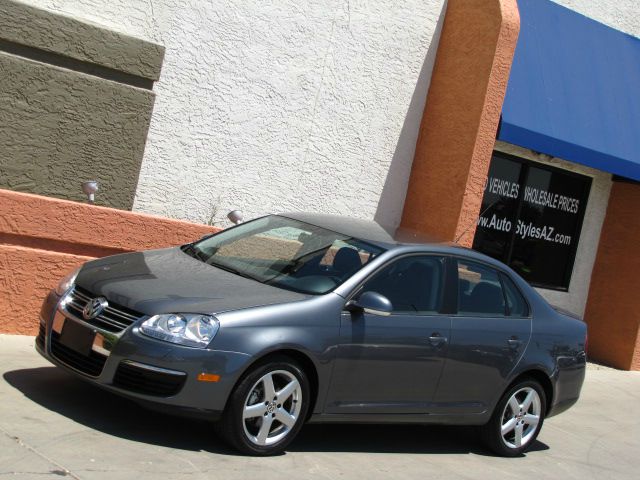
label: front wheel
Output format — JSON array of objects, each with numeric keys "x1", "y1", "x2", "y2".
[
  {"x1": 216, "y1": 357, "x2": 310, "y2": 455},
  {"x1": 481, "y1": 379, "x2": 546, "y2": 456}
]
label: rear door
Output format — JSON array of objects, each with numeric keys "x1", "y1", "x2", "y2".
[
  {"x1": 324, "y1": 255, "x2": 451, "y2": 414},
  {"x1": 433, "y1": 258, "x2": 532, "y2": 414}
]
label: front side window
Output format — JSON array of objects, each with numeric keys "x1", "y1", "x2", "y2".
[
  {"x1": 457, "y1": 260, "x2": 506, "y2": 316},
  {"x1": 361, "y1": 256, "x2": 445, "y2": 314},
  {"x1": 183, "y1": 215, "x2": 384, "y2": 295}
]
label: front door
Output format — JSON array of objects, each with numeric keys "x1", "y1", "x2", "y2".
[{"x1": 324, "y1": 255, "x2": 450, "y2": 414}]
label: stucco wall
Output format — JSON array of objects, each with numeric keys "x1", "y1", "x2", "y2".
[
  {"x1": 583, "y1": 181, "x2": 640, "y2": 371},
  {"x1": 553, "y1": 0, "x2": 640, "y2": 38},
  {"x1": 24, "y1": 0, "x2": 445, "y2": 228},
  {"x1": 494, "y1": 141, "x2": 612, "y2": 318},
  {"x1": 0, "y1": 189, "x2": 215, "y2": 335},
  {"x1": 0, "y1": 0, "x2": 163, "y2": 210},
  {"x1": 400, "y1": 0, "x2": 520, "y2": 247}
]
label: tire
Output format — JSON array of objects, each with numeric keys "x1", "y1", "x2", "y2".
[
  {"x1": 481, "y1": 378, "x2": 546, "y2": 457},
  {"x1": 215, "y1": 356, "x2": 310, "y2": 456}
]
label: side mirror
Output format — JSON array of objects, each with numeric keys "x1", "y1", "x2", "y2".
[{"x1": 345, "y1": 291, "x2": 393, "y2": 317}]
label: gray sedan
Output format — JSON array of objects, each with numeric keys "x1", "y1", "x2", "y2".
[{"x1": 36, "y1": 213, "x2": 587, "y2": 456}]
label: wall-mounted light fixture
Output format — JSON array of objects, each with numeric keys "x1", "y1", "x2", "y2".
[
  {"x1": 227, "y1": 210, "x2": 243, "y2": 224},
  {"x1": 81, "y1": 181, "x2": 99, "y2": 204}
]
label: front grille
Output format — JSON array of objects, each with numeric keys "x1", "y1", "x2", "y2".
[
  {"x1": 35, "y1": 323, "x2": 45, "y2": 349},
  {"x1": 113, "y1": 362, "x2": 186, "y2": 397},
  {"x1": 64, "y1": 286, "x2": 143, "y2": 333},
  {"x1": 51, "y1": 331, "x2": 107, "y2": 377}
]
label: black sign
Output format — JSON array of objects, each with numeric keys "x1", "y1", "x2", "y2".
[{"x1": 472, "y1": 152, "x2": 592, "y2": 290}]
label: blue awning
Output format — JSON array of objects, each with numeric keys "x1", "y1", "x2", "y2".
[{"x1": 498, "y1": 0, "x2": 640, "y2": 181}]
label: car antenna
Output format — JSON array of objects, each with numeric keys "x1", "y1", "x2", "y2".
[{"x1": 454, "y1": 200, "x2": 499, "y2": 245}]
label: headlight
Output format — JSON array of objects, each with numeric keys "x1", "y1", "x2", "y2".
[
  {"x1": 140, "y1": 314, "x2": 219, "y2": 348},
  {"x1": 55, "y1": 267, "x2": 81, "y2": 295}
]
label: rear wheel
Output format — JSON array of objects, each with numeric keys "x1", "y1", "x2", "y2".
[
  {"x1": 481, "y1": 379, "x2": 546, "y2": 456},
  {"x1": 216, "y1": 357, "x2": 310, "y2": 455}
]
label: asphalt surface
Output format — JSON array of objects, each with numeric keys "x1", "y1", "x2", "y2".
[{"x1": 1, "y1": 334, "x2": 638, "y2": 480}]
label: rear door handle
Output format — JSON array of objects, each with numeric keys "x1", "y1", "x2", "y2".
[
  {"x1": 428, "y1": 333, "x2": 447, "y2": 346},
  {"x1": 507, "y1": 337, "x2": 522, "y2": 348}
]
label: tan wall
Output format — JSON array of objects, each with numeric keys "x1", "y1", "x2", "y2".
[
  {"x1": 400, "y1": 0, "x2": 520, "y2": 246},
  {"x1": 584, "y1": 182, "x2": 640, "y2": 370},
  {"x1": 0, "y1": 189, "x2": 215, "y2": 335},
  {"x1": 0, "y1": 0, "x2": 164, "y2": 210}
]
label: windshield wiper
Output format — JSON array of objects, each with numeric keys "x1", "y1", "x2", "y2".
[
  {"x1": 208, "y1": 260, "x2": 259, "y2": 282},
  {"x1": 181, "y1": 243, "x2": 208, "y2": 262}
]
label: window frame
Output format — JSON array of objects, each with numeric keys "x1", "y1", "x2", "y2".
[{"x1": 499, "y1": 272, "x2": 531, "y2": 318}]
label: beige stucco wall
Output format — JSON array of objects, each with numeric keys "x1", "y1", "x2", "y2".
[
  {"x1": 22, "y1": 0, "x2": 447, "y2": 227},
  {"x1": 553, "y1": 0, "x2": 640, "y2": 38}
]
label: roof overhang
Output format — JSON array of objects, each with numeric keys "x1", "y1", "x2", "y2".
[{"x1": 498, "y1": 0, "x2": 640, "y2": 181}]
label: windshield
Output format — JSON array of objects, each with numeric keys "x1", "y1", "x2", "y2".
[{"x1": 183, "y1": 215, "x2": 384, "y2": 294}]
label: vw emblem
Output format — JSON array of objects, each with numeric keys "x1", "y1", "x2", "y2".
[{"x1": 83, "y1": 297, "x2": 108, "y2": 320}]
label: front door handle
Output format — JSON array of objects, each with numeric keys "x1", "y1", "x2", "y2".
[
  {"x1": 428, "y1": 333, "x2": 447, "y2": 346},
  {"x1": 507, "y1": 337, "x2": 522, "y2": 348}
]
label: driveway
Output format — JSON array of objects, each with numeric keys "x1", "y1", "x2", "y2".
[{"x1": 1, "y1": 334, "x2": 638, "y2": 479}]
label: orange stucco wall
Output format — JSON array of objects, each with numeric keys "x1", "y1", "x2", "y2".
[
  {"x1": 400, "y1": 0, "x2": 520, "y2": 246},
  {"x1": 0, "y1": 189, "x2": 216, "y2": 335},
  {"x1": 584, "y1": 182, "x2": 640, "y2": 371}
]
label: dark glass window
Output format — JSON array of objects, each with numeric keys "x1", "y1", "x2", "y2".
[
  {"x1": 501, "y1": 274, "x2": 529, "y2": 317},
  {"x1": 362, "y1": 256, "x2": 445, "y2": 314},
  {"x1": 457, "y1": 260, "x2": 506, "y2": 316},
  {"x1": 473, "y1": 152, "x2": 591, "y2": 290},
  {"x1": 471, "y1": 156, "x2": 523, "y2": 260}
]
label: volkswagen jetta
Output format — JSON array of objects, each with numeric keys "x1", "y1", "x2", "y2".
[{"x1": 36, "y1": 213, "x2": 587, "y2": 456}]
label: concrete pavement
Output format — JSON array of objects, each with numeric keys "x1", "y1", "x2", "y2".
[{"x1": 0, "y1": 334, "x2": 638, "y2": 479}]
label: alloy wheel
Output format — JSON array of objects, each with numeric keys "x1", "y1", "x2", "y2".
[
  {"x1": 500, "y1": 386, "x2": 541, "y2": 449},
  {"x1": 242, "y1": 369, "x2": 302, "y2": 446}
]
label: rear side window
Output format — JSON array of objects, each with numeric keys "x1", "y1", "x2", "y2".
[
  {"x1": 501, "y1": 273, "x2": 529, "y2": 317},
  {"x1": 457, "y1": 260, "x2": 506, "y2": 316}
]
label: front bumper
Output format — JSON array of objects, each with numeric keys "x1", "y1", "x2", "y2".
[{"x1": 36, "y1": 289, "x2": 252, "y2": 419}]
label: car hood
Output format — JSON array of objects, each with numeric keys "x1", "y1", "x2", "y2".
[{"x1": 75, "y1": 247, "x2": 309, "y2": 316}]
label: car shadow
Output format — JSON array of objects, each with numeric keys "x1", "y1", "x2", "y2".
[
  {"x1": 4, "y1": 367, "x2": 549, "y2": 456},
  {"x1": 293, "y1": 424, "x2": 549, "y2": 456},
  {"x1": 3, "y1": 367, "x2": 237, "y2": 455}
]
